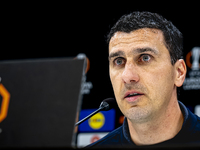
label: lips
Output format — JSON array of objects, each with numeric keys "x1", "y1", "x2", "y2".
[{"x1": 124, "y1": 91, "x2": 144, "y2": 102}]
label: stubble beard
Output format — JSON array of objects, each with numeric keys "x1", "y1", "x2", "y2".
[
  {"x1": 119, "y1": 83, "x2": 154, "y2": 124},
  {"x1": 124, "y1": 104, "x2": 153, "y2": 124}
]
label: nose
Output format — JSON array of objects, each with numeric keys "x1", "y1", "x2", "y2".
[{"x1": 122, "y1": 63, "x2": 139, "y2": 84}]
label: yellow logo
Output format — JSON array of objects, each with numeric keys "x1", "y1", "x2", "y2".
[
  {"x1": 88, "y1": 112, "x2": 105, "y2": 130},
  {"x1": 0, "y1": 84, "x2": 10, "y2": 123}
]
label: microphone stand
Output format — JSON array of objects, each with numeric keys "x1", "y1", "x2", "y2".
[
  {"x1": 75, "y1": 101, "x2": 109, "y2": 126},
  {"x1": 75, "y1": 107, "x2": 102, "y2": 126}
]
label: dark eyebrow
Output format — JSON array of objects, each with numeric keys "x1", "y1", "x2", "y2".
[
  {"x1": 108, "y1": 48, "x2": 159, "y2": 61},
  {"x1": 134, "y1": 48, "x2": 159, "y2": 55},
  {"x1": 108, "y1": 51, "x2": 125, "y2": 61}
]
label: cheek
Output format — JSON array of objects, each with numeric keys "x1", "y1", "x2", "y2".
[
  {"x1": 155, "y1": 67, "x2": 174, "y2": 89},
  {"x1": 143, "y1": 65, "x2": 175, "y2": 103},
  {"x1": 109, "y1": 69, "x2": 122, "y2": 97}
]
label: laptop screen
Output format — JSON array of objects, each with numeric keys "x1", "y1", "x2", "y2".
[{"x1": 0, "y1": 58, "x2": 85, "y2": 148}]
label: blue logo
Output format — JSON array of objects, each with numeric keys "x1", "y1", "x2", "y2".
[{"x1": 78, "y1": 109, "x2": 115, "y2": 132}]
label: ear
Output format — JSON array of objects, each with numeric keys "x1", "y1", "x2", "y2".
[{"x1": 174, "y1": 59, "x2": 187, "y2": 87}]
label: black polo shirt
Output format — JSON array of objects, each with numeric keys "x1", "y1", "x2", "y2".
[{"x1": 86, "y1": 101, "x2": 200, "y2": 148}]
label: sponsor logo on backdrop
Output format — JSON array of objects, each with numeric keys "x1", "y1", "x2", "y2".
[
  {"x1": 88, "y1": 112, "x2": 105, "y2": 130},
  {"x1": 0, "y1": 78, "x2": 10, "y2": 123},
  {"x1": 76, "y1": 53, "x2": 93, "y2": 95},
  {"x1": 183, "y1": 47, "x2": 200, "y2": 90},
  {"x1": 78, "y1": 109, "x2": 115, "y2": 132},
  {"x1": 90, "y1": 135, "x2": 101, "y2": 143},
  {"x1": 77, "y1": 133, "x2": 108, "y2": 147}
]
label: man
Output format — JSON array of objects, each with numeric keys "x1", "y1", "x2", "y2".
[{"x1": 86, "y1": 11, "x2": 200, "y2": 148}]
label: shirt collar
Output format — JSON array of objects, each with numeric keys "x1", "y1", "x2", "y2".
[{"x1": 122, "y1": 116, "x2": 135, "y2": 145}]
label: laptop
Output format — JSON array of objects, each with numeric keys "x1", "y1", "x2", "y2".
[{"x1": 0, "y1": 58, "x2": 85, "y2": 148}]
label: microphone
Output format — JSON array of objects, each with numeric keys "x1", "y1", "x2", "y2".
[{"x1": 75, "y1": 98, "x2": 115, "y2": 126}]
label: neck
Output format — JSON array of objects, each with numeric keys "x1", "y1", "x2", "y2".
[{"x1": 127, "y1": 96, "x2": 184, "y2": 145}]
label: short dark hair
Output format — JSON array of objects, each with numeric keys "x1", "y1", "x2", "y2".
[{"x1": 107, "y1": 11, "x2": 183, "y2": 65}]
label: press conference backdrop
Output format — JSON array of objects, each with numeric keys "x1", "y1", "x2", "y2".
[{"x1": 1, "y1": 4, "x2": 200, "y2": 148}]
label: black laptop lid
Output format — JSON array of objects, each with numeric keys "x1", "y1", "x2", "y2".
[{"x1": 0, "y1": 58, "x2": 84, "y2": 148}]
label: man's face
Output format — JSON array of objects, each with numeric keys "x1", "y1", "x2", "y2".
[{"x1": 109, "y1": 28, "x2": 178, "y2": 123}]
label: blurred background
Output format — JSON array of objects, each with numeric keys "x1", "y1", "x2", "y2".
[{"x1": 1, "y1": 2, "x2": 199, "y2": 147}]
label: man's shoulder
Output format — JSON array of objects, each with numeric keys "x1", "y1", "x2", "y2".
[
  {"x1": 188, "y1": 108, "x2": 200, "y2": 131},
  {"x1": 193, "y1": 113, "x2": 200, "y2": 131},
  {"x1": 186, "y1": 110, "x2": 200, "y2": 144},
  {"x1": 85, "y1": 126, "x2": 125, "y2": 148},
  {"x1": 180, "y1": 101, "x2": 200, "y2": 133}
]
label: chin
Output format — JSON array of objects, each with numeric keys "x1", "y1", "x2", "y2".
[{"x1": 125, "y1": 107, "x2": 152, "y2": 123}]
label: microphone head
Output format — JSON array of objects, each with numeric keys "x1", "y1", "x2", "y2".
[{"x1": 99, "y1": 98, "x2": 116, "y2": 111}]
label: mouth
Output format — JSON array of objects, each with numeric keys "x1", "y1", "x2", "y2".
[{"x1": 124, "y1": 91, "x2": 144, "y2": 102}]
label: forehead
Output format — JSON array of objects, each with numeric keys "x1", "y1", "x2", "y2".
[{"x1": 109, "y1": 28, "x2": 165, "y2": 53}]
